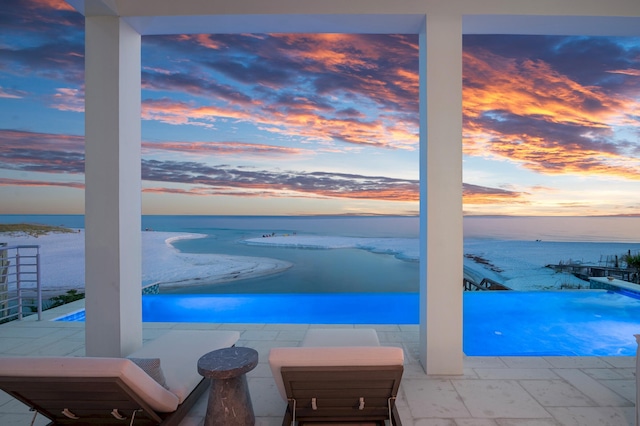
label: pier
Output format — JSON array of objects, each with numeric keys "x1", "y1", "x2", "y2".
[
  {"x1": 546, "y1": 262, "x2": 638, "y2": 283},
  {"x1": 547, "y1": 249, "x2": 640, "y2": 284}
]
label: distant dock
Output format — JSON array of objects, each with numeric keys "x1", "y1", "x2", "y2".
[{"x1": 546, "y1": 262, "x2": 638, "y2": 283}]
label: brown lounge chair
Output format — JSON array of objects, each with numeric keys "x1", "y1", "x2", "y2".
[
  {"x1": 0, "y1": 330, "x2": 239, "y2": 426},
  {"x1": 269, "y1": 329, "x2": 404, "y2": 425}
]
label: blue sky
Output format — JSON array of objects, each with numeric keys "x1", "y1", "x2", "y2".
[{"x1": 1, "y1": 0, "x2": 639, "y2": 216}]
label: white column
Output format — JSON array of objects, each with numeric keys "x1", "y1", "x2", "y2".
[
  {"x1": 419, "y1": 13, "x2": 464, "y2": 374},
  {"x1": 84, "y1": 16, "x2": 142, "y2": 357}
]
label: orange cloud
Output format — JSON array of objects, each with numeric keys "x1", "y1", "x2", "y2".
[
  {"x1": 607, "y1": 69, "x2": 640, "y2": 77},
  {"x1": 463, "y1": 50, "x2": 622, "y2": 128},
  {"x1": 29, "y1": 0, "x2": 75, "y2": 12},
  {"x1": 143, "y1": 186, "x2": 320, "y2": 199},
  {"x1": 156, "y1": 33, "x2": 419, "y2": 149},
  {"x1": 462, "y1": 183, "x2": 529, "y2": 205},
  {"x1": 142, "y1": 96, "x2": 417, "y2": 150},
  {"x1": 143, "y1": 183, "x2": 420, "y2": 202},
  {"x1": 463, "y1": 48, "x2": 640, "y2": 181},
  {"x1": 0, "y1": 129, "x2": 83, "y2": 151},
  {"x1": 142, "y1": 141, "x2": 307, "y2": 157},
  {"x1": 0, "y1": 177, "x2": 83, "y2": 189}
]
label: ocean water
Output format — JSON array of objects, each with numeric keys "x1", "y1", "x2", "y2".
[
  {"x1": 3, "y1": 214, "x2": 639, "y2": 242},
  {"x1": 153, "y1": 216, "x2": 420, "y2": 294},
  {"x1": 464, "y1": 216, "x2": 640, "y2": 243},
  {"x1": 1, "y1": 215, "x2": 639, "y2": 294}
]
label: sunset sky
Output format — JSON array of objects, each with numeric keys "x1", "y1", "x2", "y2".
[{"x1": 1, "y1": 0, "x2": 639, "y2": 216}]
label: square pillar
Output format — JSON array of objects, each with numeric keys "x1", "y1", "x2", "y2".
[
  {"x1": 84, "y1": 16, "x2": 142, "y2": 357},
  {"x1": 419, "y1": 13, "x2": 464, "y2": 374}
]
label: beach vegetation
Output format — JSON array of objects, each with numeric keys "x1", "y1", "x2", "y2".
[
  {"x1": 25, "y1": 290, "x2": 84, "y2": 312},
  {"x1": 0, "y1": 290, "x2": 85, "y2": 323},
  {"x1": 559, "y1": 282, "x2": 586, "y2": 290},
  {"x1": 21, "y1": 290, "x2": 85, "y2": 316},
  {"x1": 623, "y1": 252, "x2": 640, "y2": 270},
  {"x1": 46, "y1": 289, "x2": 85, "y2": 309},
  {"x1": 0, "y1": 223, "x2": 76, "y2": 238}
]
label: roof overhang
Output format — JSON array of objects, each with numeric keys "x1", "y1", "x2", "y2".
[{"x1": 65, "y1": 0, "x2": 640, "y2": 36}]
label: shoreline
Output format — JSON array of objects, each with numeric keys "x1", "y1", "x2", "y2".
[
  {"x1": 0, "y1": 230, "x2": 292, "y2": 293},
  {"x1": 157, "y1": 253, "x2": 292, "y2": 290},
  {"x1": 2, "y1": 223, "x2": 638, "y2": 294}
]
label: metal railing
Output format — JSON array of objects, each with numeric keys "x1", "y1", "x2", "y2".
[
  {"x1": 463, "y1": 277, "x2": 511, "y2": 291},
  {"x1": 0, "y1": 243, "x2": 42, "y2": 322}
]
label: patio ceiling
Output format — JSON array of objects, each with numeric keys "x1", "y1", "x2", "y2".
[{"x1": 66, "y1": 0, "x2": 640, "y2": 36}]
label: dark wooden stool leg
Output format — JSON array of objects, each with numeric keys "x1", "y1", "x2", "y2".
[{"x1": 204, "y1": 374, "x2": 254, "y2": 426}]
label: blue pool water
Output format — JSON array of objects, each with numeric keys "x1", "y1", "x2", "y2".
[{"x1": 55, "y1": 290, "x2": 640, "y2": 356}]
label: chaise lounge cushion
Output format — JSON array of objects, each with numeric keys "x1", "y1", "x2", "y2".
[
  {"x1": 128, "y1": 357, "x2": 168, "y2": 389},
  {"x1": 0, "y1": 329, "x2": 241, "y2": 417},
  {"x1": 127, "y1": 329, "x2": 240, "y2": 404},
  {"x1": 0, "y1": 356, "x2": 180, "y2": 413},
  {"x1": 301, "y1": 328, "x2": 380, "y2": 347},
  {"x1": 268, "y1": 346, "x2": 404, "y2": 401}
]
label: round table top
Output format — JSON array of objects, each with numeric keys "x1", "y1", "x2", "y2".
[{"x1": 197, "y1": 347, "x2": 259, "y2": 379}]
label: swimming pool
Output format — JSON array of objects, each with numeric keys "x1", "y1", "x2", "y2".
[{"x1": 55, "y1": 290, "x2": 640, "y2": 356}]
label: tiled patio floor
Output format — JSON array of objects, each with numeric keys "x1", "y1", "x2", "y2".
[{"x1": 0, "y1": 301, "x2": 636, "y2": 426}]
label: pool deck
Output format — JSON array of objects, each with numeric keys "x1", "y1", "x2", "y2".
[{"x1": 0, "y1": 300, "x2": 636, "y2": 426}]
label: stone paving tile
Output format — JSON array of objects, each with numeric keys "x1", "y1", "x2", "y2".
[
  {"x1": 501, "y1": 357, "x2": 556, "y2": 369},
  {"x1": 519, "y1": 380, "x2": 595, "y2": 407},
  {"x1": 599, "y1": 379, "x2": 636, "y2": 403},
  {"x1": 544, "y1": 357, "x2": 617, "y2": 369},
  {"x1": 546, "y1": 406, "x2": 634, "y2": 426},
  {"x1": 262, "y1": 323, "x2": 309, "y2": 331},
  {"x1": 452, "y1": 379, "x2": 551, "y2": 419},
  {"x1": 248, "y1": 377, "x2": 286, "y2": 418},
  {"x1": 404, "y1": 378, "x2": 471, "y2": 418},
  {"x1": 0, "y1": 413, "x2": 50, "y2": 426},
  {"x1": 475, "y1": 368, "x2": 560, "y2": 380},
  {"x1": 464, "y1": 356, "x2": 509, "y2": 369},
  {"x1": 413, "y1": 419, "x2": 458, "y2": 425},
  {"x1": 172, "y1": 322, "x2": 221, "y2": 330},
  {"x1": 602, "y1": 357, "x2": 635, "y2": 368},
  {"x1": 553, "y1": 369, "x2": 634, "y2": 407},
  {"x1": 239, "y1": 329, "x2": 280, "y2": 341},
  {"x1": 495, "y1": 419, "x2": 561, "y2": 426},
  {"x1": 455, "y1": 419, "x2": 500, "y2": 425},
  {"x1": 271, "y1": 329, "x2": 307, "y2": 342},
  {"x1": 584, "y1": 368, "x2": 631, "y2": 380}
]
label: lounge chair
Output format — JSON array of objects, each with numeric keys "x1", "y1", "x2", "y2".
[
  {"x1": 269, "y1": 328, "x2": 404, "y2": 425},
  {"x1": 0, "y1": 329, "x2": 239, "y2": 426}
]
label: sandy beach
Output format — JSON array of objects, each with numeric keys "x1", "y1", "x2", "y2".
[{"x1": 0, "y1": 230, "x2": 292, "y2": 295}]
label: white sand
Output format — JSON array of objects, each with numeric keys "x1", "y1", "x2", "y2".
[
  {"x1": 1, "y1": 230, "x2": 292, "y2": 294},
  {"x1": 464, "y1": 239, "x2": 640, "y2": 290}
]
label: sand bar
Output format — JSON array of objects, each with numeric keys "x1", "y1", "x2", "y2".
[{"x1": 0, "y1": 230, "x2": 292, "y2": 294}]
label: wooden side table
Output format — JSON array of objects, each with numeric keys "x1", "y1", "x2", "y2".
[{"x1": 197, "y1": 346, "x2": 259, "y2": 426}]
